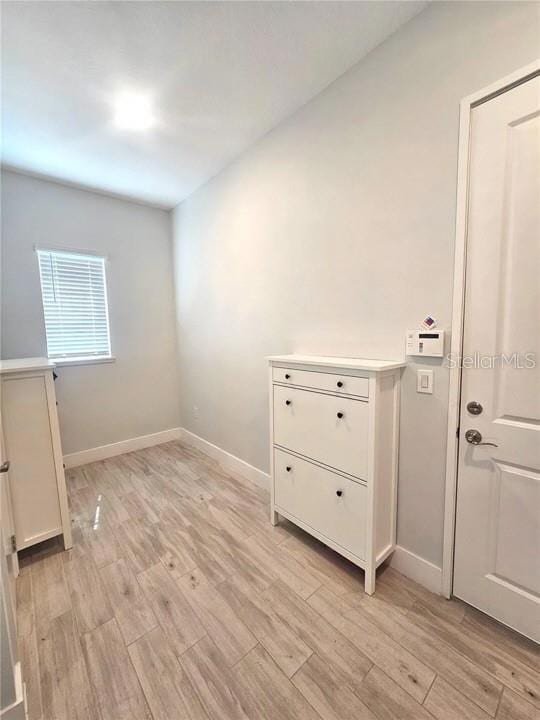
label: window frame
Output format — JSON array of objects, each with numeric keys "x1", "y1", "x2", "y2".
[{"x1": 36, "y1": 246, "x2": 115, "y2": 366}]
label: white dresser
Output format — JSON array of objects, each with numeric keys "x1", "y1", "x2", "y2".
[
  {"x1": 0, "y1": 358, "x2": 72, "y2": 552},
  {"x1": 268, "y1": 354, "x2": 404, "y2": 594}
]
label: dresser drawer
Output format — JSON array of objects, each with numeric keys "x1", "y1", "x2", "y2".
[
  {"x1": 273, "y1": 385, "x2": 368, "y2": 479},
  {"x1": 273, "y1": 367, "x2": 369, "y2": 398},
  {"x1": 274, "y1": 449, "x2": 366, "y2": 560}
]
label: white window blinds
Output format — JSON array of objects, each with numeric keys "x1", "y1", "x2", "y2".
[{"x1": 37, "y1": 249, "x2": 111, "y2": 359}]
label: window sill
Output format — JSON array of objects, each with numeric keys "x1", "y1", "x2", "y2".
[{"x1": 52, "y1": 356, "x2": 116, "y2": 368}]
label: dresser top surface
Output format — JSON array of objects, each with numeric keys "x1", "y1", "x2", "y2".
[
  {"x1": 267, "y1": 354, "x2": 405, "y2": 371},
  {"x1": 0, "y1": 357, "x2": 56, "y2": 374}
]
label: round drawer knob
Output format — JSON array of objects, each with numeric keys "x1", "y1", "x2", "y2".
[
  {"x1": 337, "y1": 412, "x2": 344, "y2": 419},
  {"x1": 337, "y1": 381, "x2": 343, "y2": 388},
  {"x1": 286, "y1": 400, "x2": 292, "y2": 406},
  {"x1": 286, "y1": 466, "x2": 292, "y2": 472},
  {"x1": 285, "y1": 374, "x2": 291, "y2": 380},
  {"x1": 336, "y1": 490, "x2": 343, "y2": 497}
]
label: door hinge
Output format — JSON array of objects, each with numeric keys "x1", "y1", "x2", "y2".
[
  {"x1": 456, "y1": 425, "x2": 460, "y2": 438},
  {"x1": 10, "y1": 535, "x2": 16, "y2": 553}
]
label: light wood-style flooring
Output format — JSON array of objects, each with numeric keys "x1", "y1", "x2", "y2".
[{"x1": 16, "y1": 441, "x2": 540, "y2": 720}]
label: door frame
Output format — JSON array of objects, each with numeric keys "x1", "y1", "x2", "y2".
[{"x1": 441, "y1": 59, "x2": 540, "y2": 599}]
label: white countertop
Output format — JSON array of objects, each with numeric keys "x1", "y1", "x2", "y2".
[
  {"x1": 0, "y1": 357, "x2": 57, "y2": 374},
  {"x1": 267, "y1": 354, "x2": 405, "y2": 371}
]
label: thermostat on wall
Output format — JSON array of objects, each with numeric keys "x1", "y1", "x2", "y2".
[{"x1": 406, "y1": 329, "x2": 445, "y2": 357}]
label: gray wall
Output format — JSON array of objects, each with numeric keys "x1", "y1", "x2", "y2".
[
  {"x1": 172, "y1": 1, "x2": 540, "y2": 568},
  {"x1": 1, "y1": 170, "x2": 181, "y2": 455}
]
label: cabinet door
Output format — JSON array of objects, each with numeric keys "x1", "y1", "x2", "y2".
[
  {"x1": 2, "y1": 375, "x2": 62, "y2": 549},
  {"x1": 274, "y1": 449, "x2": 367, "y2": 560},
  {"x1": 273, "y1": 385, "x2": 369, "y2": 479},
  {"x1": 0, "y1": 416, "x2": 18, "y2": 626}
]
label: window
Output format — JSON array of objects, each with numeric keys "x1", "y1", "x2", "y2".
[{"x1": 37, "y1": 248, "x2": 112, "y2": 361}]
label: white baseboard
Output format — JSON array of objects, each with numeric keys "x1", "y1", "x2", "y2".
[
  {"x1": 389, "y1": 545, "x2": 442, "y2": 595},
  {"x1": 63, "y1": 427, "x2": 183, "y2": 468},
  {"x1": 179, "y1": 428, "x2": 270, "y2": 491}
]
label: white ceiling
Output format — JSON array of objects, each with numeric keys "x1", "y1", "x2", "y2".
[{"x1": 1, "y1": 1, "x2": 426, "y2": 208}]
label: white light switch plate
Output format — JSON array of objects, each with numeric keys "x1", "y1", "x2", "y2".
[{"x1": 417, "y1": 369, "x2": 434, "y2": 394}]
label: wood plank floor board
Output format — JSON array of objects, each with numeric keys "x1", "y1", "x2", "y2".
[
  {"x1": 233, "y1": 644, "x2": 321, "y2": 720},
  {"x1": 381, "y1": 567, "x2": 467, "y2": 624},
  {"x1": 355, "y1": 665, "x2": 436, "y2": 720},
  {"x1": 98, "y1": 488, "x2": 131, "y2": 527},
  {"x1": 212, "y1": 530, "x2": 277, "y2": 593},
  {"x1": 103, "y1": 458, "x2": 140, "y2": 497},
  {"x1": 262, "y1": 580, "x2": 373, "y2": 691},
  {"x1": 81, "y1": 618, "x2": 152, "y2": 720},
  {"x1": 100, "y1": 558, "x2": 158, "y2": 646},
  {"x1": 63, "y1": 541, "x2": 114, "y2": 635},
  {"x1": 354, "y1": 565, "x2": 416, "y2": 615},
  {"x1": 205, "y1": 501, "x2": 253, "y2": 542},
  {"x1": 218, "y1": 574, "x2": 314, "y2": 678},
  {"x1": 178, "y1": 636, "x2": 251, "y2": 720},
  {"x1": 424, "y1": 676, "x2": 492, "y2": 720},
  {"x1": 409, "y1": 601, "x2": 540, "y2": 710},
  {"x1": 153, "y1": 519, "x2": 198, "y2": 579},
  {"x1": 16, "y1": 441, "x2": 537, "y2": 720},
  {"x1": 461, "y1": 606, "x2": 540, "y2": 674},
  {"x1": 496, "y1": 688, "x2": 539, "y2": 720},
  {"x1": 79, "y1": 517, "x2": 123, "y2": 569},
  {"x1": 128, "y1": 626, "x2": 210, "y2": 720},
  {"x1": 279, "y1": 531, "x2": 365, "y2": 598},
  {"x1": 31, "y1": 552, "x2": 71, "y2": 637},
  {"x1": 239, "y1": 533, "x2": 322, "y2": 600},
  {"x1": 137, "y1": 562, "x2": 206, "y2": 657},
  {"x1": 16, "y1": 571, "x2": 43, "y2": 720},
  {"x1": 358, "y1": 594, "x2": 503, "y2": 716},
  {"x1": 38, "y1": 610, "x2": 101, "y2": 720},
  {"x1": 308, "y1": 585, "x2": 435, "y2": 704},
  {"x1": 177, "y1": 567, "x2": 258, "y2": 666},
  {"x1": 121, "y1": 490, "x2": 160, "y2": 524},
  {"x1": 112, "y1": 517, "x2": 160, "y2": 574},
  {"x1": 69, "y1": 486, "x2": 102, "y2": 528},
  {"x1": 291, "y1": 653, "x2": 378, "y2": 720},
  {"x1": 182, "y1": 523, "x2": 236, "y2": 585},
  {"x1": 65, "y1": 467, "x2": 89, "y2": 493}
]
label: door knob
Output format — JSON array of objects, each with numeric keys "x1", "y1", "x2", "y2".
[
  {"x1": 0, "y1": 461, "x2": 10, "y2": 473},
  {"x1": 464, "y1": 429, "x2": 498, "y2": 447}
]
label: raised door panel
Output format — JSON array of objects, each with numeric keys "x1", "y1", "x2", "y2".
[
  {"x1": 273, "y1": 385, "x2": 369, "y2": 479},
  {"x1": 2, "y1": 376, "x2": 62, "y2": 548},
  {"x1": 489, "y1": 463, "x2": 540, "y2": 595}
]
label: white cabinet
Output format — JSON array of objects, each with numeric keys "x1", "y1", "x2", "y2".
[
  {"x1": 268, "y1": 354, "x2": 404, "y2": 594},
  {"x1": 0, "y1": 358, "x2": 72, "y2": 552}
]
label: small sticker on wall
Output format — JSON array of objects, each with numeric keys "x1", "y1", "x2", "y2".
[{"x1": 421, "y1": 315, "x2": 438, "y2": 330}]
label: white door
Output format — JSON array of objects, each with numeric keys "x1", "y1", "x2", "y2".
[
  {"x1": 453, "y1": 74, "x2": 540, "y2": 641},
  {"x1": 0, "y1": 412, "x2": 25, "y2": 719},
  {"x1": 0, "y1": 417, "x2": 18, "y2": 624}
]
